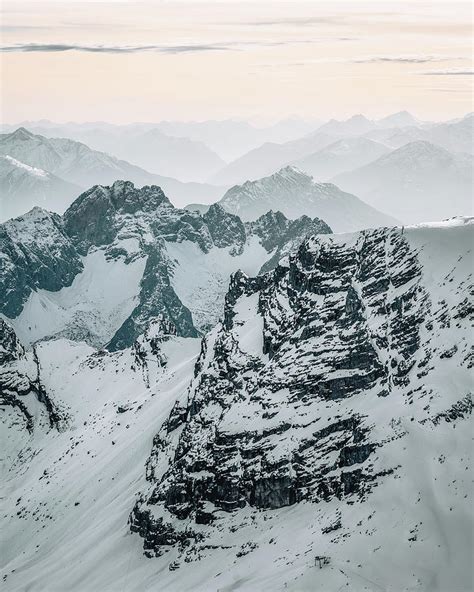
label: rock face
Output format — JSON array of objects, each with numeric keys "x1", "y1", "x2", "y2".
[
  {"x1": 0, "y1": 319, "x2": 63, "y2": 433},
  {"x1": 0, "y1": 181, "x2": 332, "y2": 349},
  {"x1": 130, "y1": 219, "x2": 473, "y2": 564},
  {"x1": 218, "y1": 165, "x2": 398, "y2": 231},
  {"x1": 0, "y1": 207, "x2": 83, "y2": 318},
  {"x1": 0, "y1": 219, "x2": 472, "y2": 591}
]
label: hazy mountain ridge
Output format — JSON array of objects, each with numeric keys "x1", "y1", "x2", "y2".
[
  {"x1": 0, "y1": 128, "x2": 227, "y2": 219},
  {"x1": 333, "y1": 140, "x2": 474, "y2": 223},
  {"x1": 0, "y1": 155, "x2": 81, "y2": 220},
  {"x1": 216, "y1": 166, "x2": 398, "y2": 231}
]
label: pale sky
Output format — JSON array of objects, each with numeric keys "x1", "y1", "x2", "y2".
[{"x1": 1, "y1": 0, "x2": 473, "y2": 123}]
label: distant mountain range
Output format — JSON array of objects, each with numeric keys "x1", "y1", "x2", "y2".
[
  {"x1": 1, "y1": 112, "x2": 472, "y2": 226},
  {"x1": 0, "y1": 155, "x2": 80, "y2": 221},
  {"x1": 0, "y1": 117, "x2": 322, "y2": 164},
  {"x1": 190, "y1": 166, "x2": 398, "y2": 232},
  {"x1": 209, "y1": 112, "x2": 473, "y2": 187},
  {"x1": 3, "y1": 125, "x2": 226, "y2": 183},
  {"x1": 0, "y1": 128, "x2": 227, "y2": 219},
  {"x1": 333, "y1": 141, "x2": 474, "y2": 223},
  {"x1": 291, "y1": 137, "x2": 391, "y2": 181}
]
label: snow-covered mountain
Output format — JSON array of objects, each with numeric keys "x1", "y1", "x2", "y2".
[
  {"x1": 2, "y1": 118, "x2": 321, "y2": 163},
  {"x1": 0, "y1": 181, "x2": 331, "y2": 349},
  {"x1": 216, "y1": 166, "x2": 398, "y2": 231},
  {"x1": 2, "y1": 217, "x2": 472, "y2": 591},
  {"x1": 10, "y1": 125, "x2": 227, "y2": 183},
  {"x1": 291, "y1": 137, "x2": 391, "y2": 181},
  {"x1": 0, "y1": 155, "x2": 80, "y2": 221},
  {"x1": 0, "y1": 128, "x2": 227, "y2": 211},
  {"x1": 333, "y1": 141, "x2": 474, "y2": 223}
]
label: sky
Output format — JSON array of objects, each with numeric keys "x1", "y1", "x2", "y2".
[{"x1": 1, "y1": 0, "x2": 473, "y2": 123}]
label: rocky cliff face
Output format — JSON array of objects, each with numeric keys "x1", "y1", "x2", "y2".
[
  {"x1": 0, "y1": 181, "x2": 332, "y2": 349},
  {"x1": 129, "y1": 219, "x2": 473, "y2": 582}
]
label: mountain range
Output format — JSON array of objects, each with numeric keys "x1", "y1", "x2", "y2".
[
  {"x1": 210, "y1": 166, "x2": 398, "y2": 231},
  {"x1": 333, "y1": 141, "x2": 474, "y2": 223},
  {"x1": 210, "y1": 113, "x2": 473, "y2": 188},
  {"x1": 0, "y1": 181, "x2": 331, "y2": 350},
  {"x1": 0, "y1": 155, "x2": 80, "y2": 221},
  {"x1": 0, "y1": 128, "x2": 227, "y2": 219},
  {"x1": 2, "y1": 215, "x2": 472, "y2": 591}
]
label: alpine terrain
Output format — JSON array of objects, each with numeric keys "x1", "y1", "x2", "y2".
[
  {"x1": 0, "y1": 128, "x2": 227, "y2": 218},
  {"x1": 1, "y1": 215, "x2": 472, "y2": 591},
  {"x1": 214, "y1": 166, "x2": 398, "y2": 231},
  {"x1": 0, "y1": 180, "x2": 331, "y2": 349}
]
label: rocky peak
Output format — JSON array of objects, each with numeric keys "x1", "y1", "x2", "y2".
[
  {"x1": 63, "y1": 181, "x2": 173, "y2": 252},
  {"x1": 0, "y1": 207, "x2": 83, "y2": 317},
  {"x1": 130, "y1": 220, "x2": 473, "y2": 561},
  {"x1": 6, "y1": 127, "x2": 35, "y2": 141},
  {"x1": 202, "y1": 203, "x2": 246, "y2": 253},
  {"x1": 0, "y1": 318, "x2": 25, "y2": 364}
]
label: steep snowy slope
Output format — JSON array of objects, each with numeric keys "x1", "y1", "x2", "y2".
[
  {"x1": 0, "y1": 181, "x2": 331, "y2": 349},
  {"x1": 0, "y1": 128, "x2": 226, "y2": 210},
  {"x1": 0, "y1": 156, "x2": 80, "y2": 222},
  {"x1": 333, "y1": 141, "x2": 474, "y2": 223},
  {"x1": 218, "y1": 166, "x2": 398, "y2": 231},
  {"x1": 1, "y1": 218, "x2": 472, "y2": 591}
]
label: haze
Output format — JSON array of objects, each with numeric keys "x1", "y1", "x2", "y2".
[{"x1": 1, "y1": 0, "x2": 473, "y2": 124}]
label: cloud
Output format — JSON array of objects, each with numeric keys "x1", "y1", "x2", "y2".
[
  {"x1": 0, "y1": 42, "x2": 234, "y2": 54},
  {"x1": 0, "y1": 38, "x2": 335, "y2": 55},
  {"x1": 352, "y1": 55, "x2": 463, "y2": 64},
  {"x1": 241, "y1": 17, "x2": 338, "y2": 27},
  {"x1": 420, "y1": 68, "x2": 474, "y2": 76}
]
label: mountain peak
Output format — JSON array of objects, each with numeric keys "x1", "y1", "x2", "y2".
[
  {"x1": 382, "y1": 140, "x2": 452, "y2": 162},
  {"x1": 348, "y1": 114, "x2": 371, "y2": 122},
  {"x1": 8, "y1": 127, "x2": 35, "y2": 140},
  {"x1": 275, "y1": 165, "x2": 312, "y2": 180},
  {"x1": 379, "y1": 111, "x2": 419, "y2": 127}
]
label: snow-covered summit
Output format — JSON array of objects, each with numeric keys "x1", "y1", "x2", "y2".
[{"x1": 218, "y1": 166, "x2": 397, "y2": 230}]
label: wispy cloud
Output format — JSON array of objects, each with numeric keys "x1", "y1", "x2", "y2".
[
  {"x1": 241, "y1": 17, "x2": 338, "y2": 27},
  {"x1": 420, "y1": 68, "x2": 474, "y2": 76},
  {"x1": 0, "y1": 38, "x2": 333, "y2": 55},
  {"x1": 353, "y1": 55, "x2": 464, "y2": 64},
  {"x1": 0, "y1": 42, "x2": 235, "y2": 54}
]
